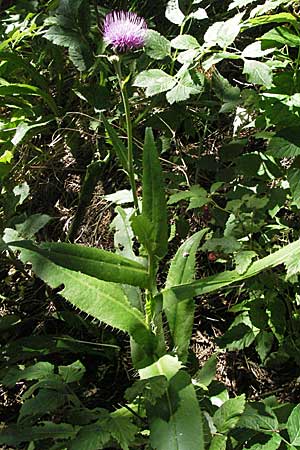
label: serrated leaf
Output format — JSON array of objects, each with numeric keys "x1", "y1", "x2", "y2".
[
  {"x1": 161, "y1": 237, "x2": 300, "y2": 301},
  {"x1": 243, "y1": 60, "x2": 273, "y2": 88},
  {"x1": 229, "y1": 0, "x2": 257, "y2": 10},
  {"x1": 165, "y1": 0, "x2": 185, "y2": 25},
  {"x1": 260, "y1": 27, "x2": 300, "y2": 48},
  {"x1": 194, "y1": 354, "x2": 217, "y2": 388},
  {"x1": 9, "y1": 240, "x2": 149, "y2": 288},
  {"x1": 134, "y1": 69, "x2": 176, "y2": 97},
  {"x1": 285, "y1": 251, "x2": 300, "y2": 280},
  {"x1": 15, "y1": 214, "x2": 51, "y2": 239},
  {"x1": 171, "y1": 35, "x2": 200, "y2": 50},
  {"x1": 0, "y1": 422, "x2": 76, "y2": 446},
  {"x1": 242, "y1": 41, "x2": 275, "y2": 58},
  {"x1": 288, "y1": 167, "x2": 300, "y2": 209},
  {"x1": 164, "y1": 230, "x2": 208, "y2": 361},
  {"x1": 204, "y1": 13, "x2": 243, "y2": 49},
  {"x1": 288, "y1": 404, "x2": 300, "y2": 446},
  {"x1": 141, "y1": 128, "x2": 168, "y2": 259},
  {"x1": 166, "y1": 69, "x2": 203, "y2": 104},
  {"x1": 268, "y1": 127, "x2": 300, "y2": 158},
  {"x1": 238, "y1": 403, "x2": 278, "y2": 431},
  {"x1": 145, "y1": 30, "x2": 171, "y2": 60},
  {"x1": 125, "y1": 376, "x2": 168, "y2": 405},
  {"x1": 1, "y1": 362, "x2": 55, "y2": 387},
  {"x1": 234, "y1": 251, "x2": 257, "y2": 274},
  {"x1": 248, "y1": 433, "x2": 282, "y2": 449},
  {"x1": 209, "y1": 435, "x2": 227, "y2": 450},
  {"x1": 58, "y1": 360, "x2": 85, "y2": 383},
  {"x1": 168, "y1": 185, "x2": 208, "y2": 209},
  {"x1": 213, "y1": 394, "x2": 246, "y2": 433},
  {"x1": 19, "y1": 389, "x2": 66, "y2": 423},
  {"x1": 12, "y1": 246, "x2": 154, "y2": 350},
  {"x1": 256, "y1": 331, "x2": 273, "y2": 362}
]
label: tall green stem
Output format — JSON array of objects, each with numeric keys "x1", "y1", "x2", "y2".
[{"x1": 114, "y1": 59, "x2": 140, "y2": 213}]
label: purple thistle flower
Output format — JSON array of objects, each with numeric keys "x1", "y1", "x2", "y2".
[{"x1": 103, "y1": 11, "x2": 147, "y2": 52}]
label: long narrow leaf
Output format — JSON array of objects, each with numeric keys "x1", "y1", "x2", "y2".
[
  {"x1": 0, "y1": 84, "x2": 58, "y2": 116},
  {"x1": 9, "y1": 240, "x2": 150, "y2": 288},
  {"x1": 102, "y1": 114, "x2": 128, "y2": 171},
  {"x1": 162, "y1": 238, "x2": 300, "y2": 300},
  {"x1": 142, "y1": 128, "x2": 168, "y2": 259},
  {"x1": 15, "y1": 246, "x2": 154, "y2": 350},
  {"x1": 164, "y1": 229, "x2": 208, "y2": 361}
]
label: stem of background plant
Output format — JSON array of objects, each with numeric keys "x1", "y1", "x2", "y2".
[
  {"x1": 114, "y1": 58, "x2": 140, "y2": 213},
  {"x1": 170, "y1": 20, "x2": 186, "y2": 76}
]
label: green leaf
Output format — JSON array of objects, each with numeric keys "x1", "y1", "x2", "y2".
[
  {"x1": 213, "y1": 395, "x2": 246, "y2": 433},
  {"x1": 12, "y1": 246, "x2": 154, "y2": 350},
  {"x1": 145, "y1": 30, "x2": 171, "y2": 60},
  {"x1": 166, "y1": 69, "x2": 203, "y2": 104},
  {"x1": 164, "y1": 230, "x2": 208, "y2": 361},
  {"x1": 268, "y1": 127, "x2": 300, "y2": 158},
  {"x1": 243, "y1": 60, "x2": 273, "y2": 88},
  {"x1": 9, "y1": 240, "x2": 149, "y2": 288},
  {"x1": 193, "y1": 354, "x2": 217, "y2": 388},
  {"x1": 125, "y1": 375, "x2": 168, "y2": 405},
  {"x1": 1, "y1": 362, "x2": 55, "y2": 387},
  {"x1": 190, "y1": 7, "x2": 208, "y2": 20},
  {"x1": 0, "y1": 83, "x2": 58, "y2": 115},
  {"x1": 234, "y1": 251, "x2": 257, "y2": 274},
  {"x1": 140, "y1": 355, "x2": 205, "y2": 450},
  {"x1": 141, "y1": 128, "x2": 168, "y2": 259},
  {"x1": 0, "y1": 422, "x2": 76, "y2": 446},
  {"x1": 229, "y1": 0, "x2": 257, "y2": 10},
  {"x1": 288, "y1": 404, "x2": 300, "y2": 446},
  {"x1": 204, "y1": 13, "x2": 243, "y2": 49},
  {"x1": 15, "y1": 214, "x2": 51, "y2": 239},
  {"x1": 19, "y1": 389, "x2": 66, "y2": 423},
  {"x1": 170, "y1": 35, "x2": 200, "y2": 50},
  {"x1": 70, "y1": 422, "x2": 110, "y2": 450},
  {"x1": 256, "y1": 331, "x2": 273, "y2": 362},
  {"x1": 247, "y1": 434, "x2": 282, "y2": 449},
  {"x1": 212, "y1": 71, "x2": 240, "y2": 112},
  {"x1": 165, "y1": 0, "x2": 185, "y2": 25},
  {"x1": 238, "y1": 403, "x2": 278, "y2": 432},
  {"x1": 249, "y1": 12, "x2": 297, "y2": 26},
  {"x1": 288, "y1": 167, "x2": 300, "y2": 208},
  {"x1": 209, "y1": 435, "x2": 227, "y2": 450},
  {"x1": 102, "y1": 115, "x2": 128, "y2": 172},
  {"x1": 162, "y1": 237, "x2": 300, "y2": 301},
  {"x1": 260, "y1": 27, "x2": 300, "y2": 48},
  {"x1": 168, "y1": 185, "x2": 208, "y2": 209},
  {"x1": 134, "y1": 69, "x2": 176, "y2": 97},
  {"x1": 58, "y1": 360, "x2": 85, "y2": 383}
]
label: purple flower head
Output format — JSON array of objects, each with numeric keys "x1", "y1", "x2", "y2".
[{"x1": 103, "y1": 11, "x2": 147, "y2": 53}]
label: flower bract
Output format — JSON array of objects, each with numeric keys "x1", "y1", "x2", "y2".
[{"x1": 103, "y1": 11, "x2": 147, "y2": 52}]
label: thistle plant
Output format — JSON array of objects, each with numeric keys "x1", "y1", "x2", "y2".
[{"x1": 103, "y1": 11, "x2": 148, "y2": 213}]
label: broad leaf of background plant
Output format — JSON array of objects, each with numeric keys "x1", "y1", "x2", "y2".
[
  {"x1": 134, "y1": 69, "x2": 176, "y2": 97},
  {"x1": 139, "y1": 355, "x2": 205, "y2": 450},
  {"x1": 139, "y1": 128, "x2": 168, "y2": 259},
  {"x1": 288, "y1": 167, "x2": 300, "y2": 208},
  {"x1": 243, "y1": 60, "x2": 273, "y2": 88},
  {"x1": 11, "y1": 246, "x2": 154, "y2": 350},
  {"x1": 145, "y1": 30, "x2": 171, "y2": 60},
  {"x1": 287, "y1": 404, "x2": 300, "y2": 446},
  {"x1": 164, "y1": 229, "x2": 208, "y2": 361},
  {"x1": 102, "y1": 115, "x2": 128, "y2": 171},
  {"x1": 213, "y1": 395, "x2": 246, "y2": 433},
  {"x1": 267, "y1": 127, "x2": 300, "y2": 158},
  {"x1": 165, "y1": 0, "x2": 185, "y2": 25}
]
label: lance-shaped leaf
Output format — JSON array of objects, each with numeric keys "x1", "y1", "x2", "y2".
[
  {"x1": 102, "y1": 114, "x2": 128, "y2": 172},
  {"x1": 164, "y1": 229, "x2": 208, "y2": 361},
  {"x1": 12, "y1": 245, "x2": 154, "y2": 350},
  {"x1": 9, "y1": 241, "x2": 149, "y2": 289},
  {"x1": 140, "y1": 128, "x2": 168, "y2": 259},
  {"x1": 161, "y1": 238, "x2": 300, "y2": 300},
  {"x1": 139, "y1": 355, "x2": 205, "y2": 450}
]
